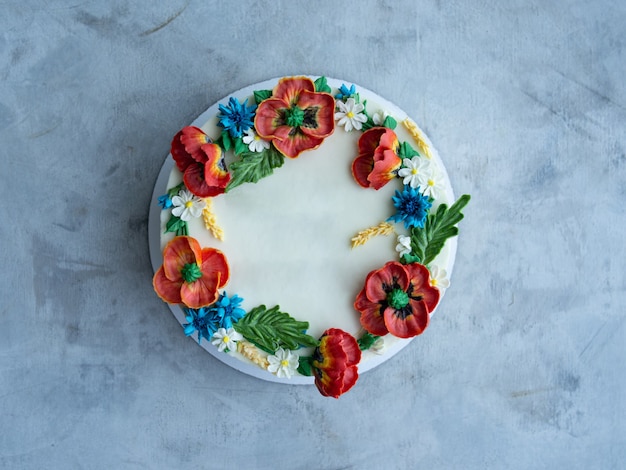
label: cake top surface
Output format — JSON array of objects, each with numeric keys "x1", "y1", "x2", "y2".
[{"x1": 149, "y1": 76, "x2": 470, "y2": 398}]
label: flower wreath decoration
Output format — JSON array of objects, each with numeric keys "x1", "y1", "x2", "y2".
[{"x1": 153, "y1": 76, "x2": 470, "y2": 398}]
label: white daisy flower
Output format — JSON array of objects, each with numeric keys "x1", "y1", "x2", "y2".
[
  {"x1": 334, "y1": 97, "x2": 367, "y2": 132},
  {"x1": 267, "y1": 348, "x2": 299, "y2": 378},
  {"x1": 171, "y1": 189, "x2": 206, "y2": 221},
  {"x1": 397, "y1": 156, "x2": 433, "y2": 189},
  {"x1": 395, "y1": 235, "x2": 412, "y2": 257},
  {"x1": 242, "y1": 128, "x2": 270, "y2": 153},
  {"x1": 420, "y1": 171, "x2": 445, "y2": 199},
  {"x1": 429, "y1": 265, "x2": 450, "y2": 290},
  {"x1": 211, "y1": 327, "x2": 243, "y2": 353}
]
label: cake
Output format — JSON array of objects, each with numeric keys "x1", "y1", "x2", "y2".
[{"x1": 149, "y1": 76, "x2": 470, "y2": 398}]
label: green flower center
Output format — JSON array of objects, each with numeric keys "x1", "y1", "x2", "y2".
[
  {"x1": 181, "y1": 262, "x2": 202, "y2": 283},
  {"x1": 387, "y1": 288, "x2": 409, "y2": 309},
  {"x1": 284, "y1": 106, "x2": 305, "y2": 127}
]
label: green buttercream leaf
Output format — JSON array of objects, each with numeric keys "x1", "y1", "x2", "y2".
[
  {"x1": 401, "y1": 253, "x2": 421, "y2": 265},
  {"x1": 232, "y1": 305, "x2": 319, "y2": 354},
  {"x1": 225, "y1": 145, "x2": 285, "y2": 192},
  {"x1": 314, "y1": 76, "x2": 331, "y2": 94},
  {"x1": 383, "y1": 115, "x2": 397, "y2": 130},
  {"x1": 410, "y1": 194, "x2": 471, "y2": 266},
  {"x1": 233, "y1": 137, "x2": 247, "y2": 156},
  {"x1": 165, "y1": 215, "x2": 188, "y2": 236},
  {"x1": 167, "y1": 182, "x2": 185, "y2": 198},
  {"x1": 398, "y1": 141, "x2": 420, "y2": 160},
  {"x1": 297, "y1": 356, "x2": 314, "y2": 376},
  {"x1": 357, "y1": 332, "x2": 380, "y2": 351},
  {"x1": 254, "y1": 89, "x2": 272, "y2": 104},
  {"x1": 220, "y1": 130, "x2": 233, "y2": 151}
]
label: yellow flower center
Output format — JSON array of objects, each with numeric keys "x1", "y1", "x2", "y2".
[
  {"x1": 281, "y1": 359, "x2": 290, "y2": 367},
  {"x1": 411, "y1": 168, "x2": 418, "y2": 175},
  {"x1": 254, "y1": 135, "x2": 261, "y2": 141},
  {"x1": 347, "y1": 111, "x2": 354, "y2": 118},
  {"x1": 222, "y1": 336, "x2": 230, "y2": 343},
  {"x1": 430, "y1": 279, "x2": 438, "y2": 286},
  {"x1": 428, "y1": 179, "x2": 435, "y2": 187},
  {"x1": 185, "y1": 201, "x2": 194, "y2": 208}
]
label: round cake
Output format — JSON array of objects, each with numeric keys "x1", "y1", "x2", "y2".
[{"x1": 149, "y1": 76, "x2": 469, "y2": 398}]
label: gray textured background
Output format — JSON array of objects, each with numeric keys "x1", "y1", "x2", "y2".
[{"x1": 1, "y1": 1, "x2": 625, "y2": 469}]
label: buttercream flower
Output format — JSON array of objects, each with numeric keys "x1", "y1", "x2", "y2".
[
  {"x1": 335, "y1": 97, "x2": 367, "y2": 132},
  {"x1": 217, "y1": 97, "x2": 257, "y2": 138},
  {"x1": 388, "y1": 185, "x2": 432, "y2": 229},
  {"x1": 242, "y1": 128, "x2": 271, "y2": 153},
  {"x1": 312, "y1": 328, "x2": 361, "y2": 398},
  {"x1": 354, "y1": 261, "x2": 440, "y2": 338},
  {"x1": 267, "y1": 348, "x2": 299, "y2": 378},
  {"x1": 254, "y1": 76, "x2": 335, "y2": 158},
  {"x1": 153, "y1": 236, "x2": 230, "y2": 309},
  {"x1": 351, "y1": 127, "x2": 401, "y2": 189},
  {"x1": 182, "y1": 292, "x2": 246, "y2": 343},
  {"x1": 171, "y1": 189, "x2": 206, "y2": 221},
  {"x1": 183, "y1": 306, "x2": 221, "y2": 344},
  {"x1": 372, "y1": 111, "x2": 389, "y2": 126},
  {"x1": 211, "y1": 327, "x2": 243, "y2": 353},
  {"x1": 428, "y1": 265, "x2": 450, "y2": 289},
  {"x1": 420, "y1": 171, "x2": 445, "y2": 199},
  {"x1": 158, "y1": 194, "x2": 173, "y2": 209},
  {"x1": 171, "y1": 126, "x2": 231, "y2": 198},
  {"x1": 210, "y1": 292, "x2": 246, "y2": 329},
  {"x1": 395, "y1": 234, "x2": 412, "y2": 257},
  {"x1": 398, "y1": 156, "x2": 433, "y2": 189},
  {"x1": 335, "y1": 83, "x2": 356, "y2": 100}
]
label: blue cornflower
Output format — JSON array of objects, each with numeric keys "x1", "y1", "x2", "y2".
[
  {"x1": 335, "y1": 83, "x2": 356, "y2": 100},
  {"x1": 182, "y1": 292, "x2": 246, "y2": 344},
  {"x1": 212, "y1": 292, "x2": 246, "y2": 329},
  {"x1": 387, "y1": 185, "x2": 432, "y2": 229},
  {"x1": 217, "y1": 97, "x2": 257, "y2": 138},
  {"x1": 158, "y1": 194, "x2": 173, "y2": 209},
  {"x1": 183, "y1": 307, "x2": 221, "y2": 344}
]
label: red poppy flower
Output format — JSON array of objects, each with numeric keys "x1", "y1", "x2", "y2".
[
  {"x1": 312, "y1": 328, "x2": 361, "y2": 398},
  {"x1": 254, "y1": 76, "x2": 335, "y2": 158},
  {"x1": 352, "y1": 127, "x2": 401, "y2": 189},
  {"x1": 153, "y1": 236, "x2": 229, "y2": 309},
  {"x1": 171, "y1": 126, "x2": 231, "y2": 198},
  {"x1": 354, "y1": 261, "x2": 440, "y2": 338}
]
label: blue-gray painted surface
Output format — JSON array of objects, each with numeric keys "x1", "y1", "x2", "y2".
[{"x1": 1, "y1": 1, "x2": 625, "y2": 468}]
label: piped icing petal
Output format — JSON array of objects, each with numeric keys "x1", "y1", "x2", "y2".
[
  {"x1": 405, "y1": 262, "x2": 441, "y2": 312},
  {"x1": 153, "y1": 266, "x2": 183, "y2": 304},
  {"x1": 365, "y1": 261, "x2": 409, "y2": 303},
  {"x1": 383, "y1": 299, "x2": 429, "y2": 338},
  {"x1": 355, "y1": 288, "x2": 389, "y2": 337},
  {"x1": 352, "y1": 153, "x2": 375, "y2": 188},
  {"x1": 252, "y1": 98, "x2": 288, "y2": 140},
  {"x1": 271, "y1": 127, "x2": 324, "y2": 159},
  {"x1": 367, "y1": 149, "x2": 401, "y2": 189},
  {"x1": 273, "y1": 76, "x2": 316, "y2": 105},
  {"x1": 200, "y1": 248, "x2": 230, "y2": 288},
  {"x1": 171, "y1": 127, "x2": 210, "y2": 172},
  {"x1": 180, "y1": 272, "x2": 221, "y2": 308},
  {"x1": 296, "y1": 90, "x2": 335, "y2": 138},
  {"x1": 201, "y1": 143, "x2": 231, "y2": 193},
  {"x1": 162, "y1": 236, "x2": 202, "y2": 280}
]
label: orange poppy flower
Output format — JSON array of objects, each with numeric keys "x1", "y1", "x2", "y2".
[
  {"x1": 254, "y1": 77, "x2": 335, "y2": 158},
  {"x1": 153, "y1": 236, "x2": 229, "y2": 309},
  {"x1": 352, "y1": 127, "x2": 401, "y2": 189}
]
